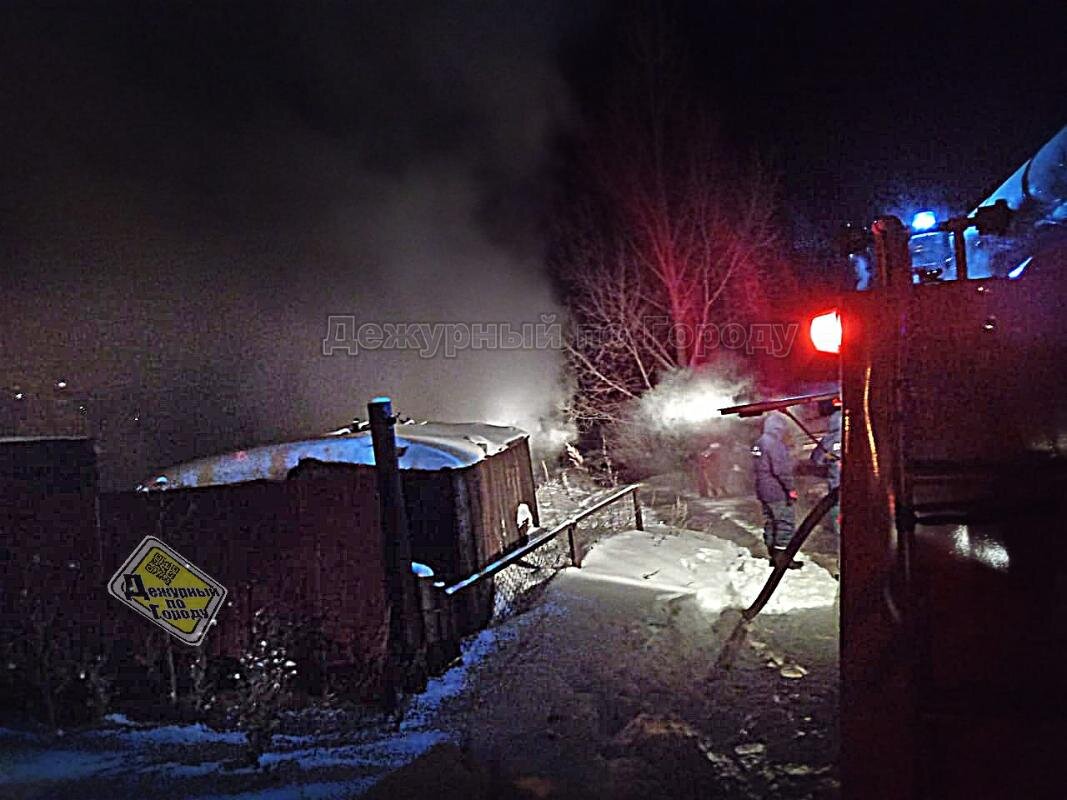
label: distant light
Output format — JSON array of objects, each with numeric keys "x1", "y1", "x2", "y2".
[
  {"x1": 1007, "y1": 256, "x2": 1033, "y2": 279},
  {"x1": 911, "y1": 211, "x2": 937, "y2": 231},
  {"x1": 809, "y1": 310, "x2": 842, "y2": 355},
  {"x1": 55, "y1": 379, "x2": 68, "y2": 389},
  {"x1": 13, "y1": 392, "x2": 24, "y2": 401}
]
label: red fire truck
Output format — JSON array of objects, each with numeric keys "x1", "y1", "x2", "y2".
[
  {"x1": 828, "y1": 124, "x2": 1067, "y2": 798},
  {"x1": 725, "y1": 123, "x2": 1066, "y2": 797}
]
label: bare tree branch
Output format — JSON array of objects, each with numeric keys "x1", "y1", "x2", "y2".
[{"x1": 551, "y1": 8, "x2": 790, "y2": 424}]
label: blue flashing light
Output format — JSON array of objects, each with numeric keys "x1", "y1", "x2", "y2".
[
  {"x1": 911, "y1": 211, "x2": 937, "y2": 231},
  {"x1": 1007, "y1": 256, "x2": 1033, "y2": 279}
]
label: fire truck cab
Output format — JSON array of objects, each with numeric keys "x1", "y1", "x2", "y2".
[{"x1": 837, "y1": 124, "x2": 1067, "y2": 799}]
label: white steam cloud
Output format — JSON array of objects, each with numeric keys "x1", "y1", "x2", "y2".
[
  {"x1": 635, "y1": 368, "x2": 752, "y2": 435},
  {"x1": 1, "y1": 3, "x2": 595, "y2": 487}
]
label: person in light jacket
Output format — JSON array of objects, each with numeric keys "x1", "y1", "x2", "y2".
[{"x1": 753, "y1": 412, "x2": 802, "y2": 569}]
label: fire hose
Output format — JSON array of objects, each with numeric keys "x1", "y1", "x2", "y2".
[
  {"x1": 742, "y1": 485, "x2": 839, "y2": 621},
  {"x1": 714, "y1": 486, "x2": 839, "y2": 671}
]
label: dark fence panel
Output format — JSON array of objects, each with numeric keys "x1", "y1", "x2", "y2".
[
  {"x1": 0, "y1": 438, "x2": 99, "y2": 586},
  {"x1": 401, "y1": 470, "x2": 459, "y2": 580},
  {"x1": 97, "y1": 471, "x2": 387, "y2": 684},
  {"x1": 0, "y1": 439, "x2": 104, "y2": 724},
  {"x1": 2, "y1": 436, "x2": 539, "y2": 716},
  {"x1": 444, "y1": 438, "x2": 539, "y2": 635},
  {"x1": 0, "y1": 438, "x2": 102, "y2": 629}
]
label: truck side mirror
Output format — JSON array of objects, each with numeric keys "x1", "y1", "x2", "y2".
[{"x1": 974, "y1": 199, "x2": 1012, "y2": 236}]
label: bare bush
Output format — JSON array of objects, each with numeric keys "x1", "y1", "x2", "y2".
[
  {"x1": 186, "y1": 649, "x2": 215, "y2": 716},
  {"x1": 227, "y1": 607, "x2": 299, "y2": 766},
  {"x1": 2, "y1": 555, "x2": 88, "y2": 729},
  {"x1": 554, "y1": 27, "x2": 788, "y2": 429},
  {"x1": 78, "y1": 651, "x2": 114, "y2": 721},
  {"x1": 552, "y1": 10, "x2": 796, "y2": 447}
]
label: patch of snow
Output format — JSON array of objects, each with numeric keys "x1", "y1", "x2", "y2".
[
  {"x1": 258, "y1": 746, "x2": 378, "y2": 770},
  {"x1": 141, "y1": 422, "x2": 528, "y2": 489},
  {"x1": 103, "y1": 713, "x2": 138, "y2": 727},
  {"x1": 346, "y1": 729, "x2": 451, "y2": 768},
  {"x1": 464, "y1": 434, "x2": 493, "y2": 453},
  {"x1": 88, "y1": 722, "x2": 244, "y2": 745},
  {"x1": 716, "y1": 508, "x2": 766, "y2": 539},
  {"x1": 271, "y1": 733, "x2": 317, "y2": 747},
  {"x1": 0, "y1": 750, "x2": 128, "y2": 784},
  {"x1": 400, "y1": 625, "x2": 515, "y2": 731},
  {"x1": 516, "y1": 502, "x2": 534, "y2": 530},
  {"x1": 255, "y1": 734, "x2": 451, "y2": 773},
  {"x1": 779, "y1": 663, "x2": 808, "y2": 679},
  {"x1": 190, "y1": 780, "x2": 367, "y2": 800},
  {"x1": 411, "y1": 561, "x2": 434, "y2": 578},
  {"x1": 573, "y1": 528, "x2": 838, "y2": 615},
  {"x1": 140, "y1": 760, "x2": 229, "y2": 778},
  {"x1": 734, "y1": 742, "x2": 767, "y2": 757}
]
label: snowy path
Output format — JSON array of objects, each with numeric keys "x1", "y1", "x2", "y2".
[
  {"x1": 641, "y1": 473, "x2": 841, "y2": 576},
  {"x1": 577, "y1": 527, "x2": 838, "y2": 616},
  {"x1": 408, "y1": 521, "x2": 840, "y2": 799}
]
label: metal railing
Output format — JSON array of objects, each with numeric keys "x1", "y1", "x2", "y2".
[{"x1": 442, "y1": 483, "x2": 644, "y2": 596}]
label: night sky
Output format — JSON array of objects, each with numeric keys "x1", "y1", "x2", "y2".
[
  {"x1": 567, "y1": 1, "x2": 1066, "y2": 234},
  {"x1": 1, "y1": 1, "x2": 1064, "y2": 485}
]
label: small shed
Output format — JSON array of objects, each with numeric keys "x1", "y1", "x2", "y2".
[
  {"x1": 139, "y1": 422, "x2": 541, "y2": 587},
  {"x1": 0, "y1": 425, "x2": 539, "y2": 704}
]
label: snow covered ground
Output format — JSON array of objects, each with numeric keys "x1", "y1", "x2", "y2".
[
  {"x1": 1, "y1": 473, "x2": 840, "y2": 799},
  {"x1": 576, "y1": 527, "x2": 839, "y2": 615},
  {"x1": 0, "y1": 623, "x2": 517, "y2": 800},
  {"x1": 424, "y1": 523, "x2": 840, "y2": 799}
]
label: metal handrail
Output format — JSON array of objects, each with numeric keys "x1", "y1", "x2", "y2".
[{"x1": 442, "y1": 483, "x2": 644, "y2": 596}]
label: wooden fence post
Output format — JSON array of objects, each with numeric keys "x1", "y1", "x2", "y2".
[
  {"x1": 369, "y1": 397, "x2": 425, "y2": 699},
  {"x1": 567, "y1": 523, "x2": 581, "y2": 568}
]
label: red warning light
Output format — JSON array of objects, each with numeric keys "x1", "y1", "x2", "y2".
[{"x1": 810, "y1": 310, "x2": 842, "y2": 354}]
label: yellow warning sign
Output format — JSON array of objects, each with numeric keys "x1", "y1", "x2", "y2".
[{"x1": 107, "y1": 536, "x2": 227, "y2": 646}]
